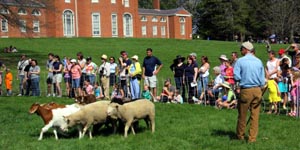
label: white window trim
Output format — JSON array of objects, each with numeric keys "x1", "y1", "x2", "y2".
[
  {"x1": 0, "y1": 8, "x2": 9, "y2": 14},
  {"x1": 1, "y1": 19, "x2": 8, "y2": 32},
  {"x1": 161, "y1": 26, "x2": 166, "y2": 36},
  {"x1": 32, "y1": 9, "x2": 41, "y2": 16},
  {"x1": 91, "y1": 13, "x2": 101, "y2": 37},
  {"x1": 123, "y1": 13, "x2": 133, "y2": 37},
  {"x1": 65, "y1": 0, "x2": 71, "y2": 3},
  {"x1": 20, "y1": 20, "x2": 26, "y2": 33},
  {"x1": 152, "y1": 16, "x2": 158, "y2": 22},
  {"x1": 111, "y1": 13, "x2": 118, "y2": 37},
  {"x1": 160, "y1": 17, "x2": 166, "y2": 22},
  {"x1": 180, "y1": 23, "x2": 185, "y2": 35},
  {"x1": 141, "y1": 16, "x2": 147, "y2": 22},
  {"x1": 124, "y1": 0, "x2": 129, "y2": 7},
  {"x1": 152, "y1": 26, "x2": 157, "y2": 36},
  {"x1": 33, "y1": 20, "x2": 40, "y2": 33},
  {"x1": 111, "y1": 0, "x2": 116, "y2": 4},
  {"x1": 179, "y1": 17, "x2": 185, "y2": 23},
  {"x1": 62, "y1": 10, "x2": 75, "y2": 37},
  {"x1": 91, "y1": 0, "x2": 99, "y2": 3},
  {"x1": 142, "y1": 25, "x2": 146, "y2": 36},
  {"x1": 18, "y1": 8, "x2": 27, "y2": 15}
]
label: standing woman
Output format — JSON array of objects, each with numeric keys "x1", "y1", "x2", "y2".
[
  {"x1": 52, "y1": 55, "x2": 63, "y2": 97},
  {"x1": 63, "y1": 57, "x2": 72, "y2": 97},
  {"x1": 183, "y1": 56, "x2": 198, "y2": 103},
  {"x1": 224, "y1": 59, "x2": 235, "y2": 87},
  {"x1": 198, "y1": 56, "x2": 210, "y2": 99},
  {"x1": 70, "y1": 59, "x2": 82, "y2": 97},
  {"x1": 109, "y1": 57, "x2": 118, "y2": 87},
  {"x1": 170, "y1": 55, "x2": 186, "y2": 101},
  {"x1": 29, "y1": 59, "x2": 40, "y2": 96},
  {"x1": 129, "y1": 55, "x2": 142, "y2": 99}
]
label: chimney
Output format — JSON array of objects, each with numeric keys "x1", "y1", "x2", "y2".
[{"x1": 153, "y1": 0, "x2": 160, "y2": 10}]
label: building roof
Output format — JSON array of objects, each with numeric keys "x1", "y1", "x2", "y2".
[
  {"x1": 0, "y1": 0, "x2": 45, "y2": 8},
  {"x1": 138, "y1": 7, "x2": 192, "y2": 16}
]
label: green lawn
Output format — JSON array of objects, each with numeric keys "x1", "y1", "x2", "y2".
[{"x1": 0, "y1": 38, "x2": 299, "y2": 150}]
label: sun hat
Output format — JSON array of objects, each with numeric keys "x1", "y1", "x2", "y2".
[
  {"x1": 278, "y1": 49, "x2": 285, "y2": 55},
  {"x1": 131, "y1": 55, "x2": 138, "y2": 60},
  {"x1": 101, "y1": 54, "x2": 108, "y2": 60},
  {"x1": 174, "y1": 55, "x2": 185, "y2": 62},
  {"x1": 70, "y1": 59, "x2": 76, "y2": 63},
  {"x1": 189, "y1": 52, "x2": 197, "y2": 57},
  {"x1": 219, "y1": 54, "x2": 228, "y2": 61},
  {"x1": 241, "y1": 41, "x2": 254, "y2": 51}
]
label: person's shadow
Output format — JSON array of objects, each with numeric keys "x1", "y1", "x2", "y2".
[{"x1": 211, "y1": 129, "x2": 237, "y2": 140}]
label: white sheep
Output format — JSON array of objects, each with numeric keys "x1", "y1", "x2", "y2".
[
  {"x1": 107, "y1": 99, "x2": 155, "y2": 138},
  {"x1": 62, "y1": 101, "x2": 115, "y2": 139}
]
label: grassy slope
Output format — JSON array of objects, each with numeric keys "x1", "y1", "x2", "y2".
[{"x1": 0, "y1": 38, "x2": 299, "y2": 150}]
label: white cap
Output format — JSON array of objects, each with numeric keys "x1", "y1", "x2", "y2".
[
  {"x1": 242, "y1": 41, "x2": 254, "y2": 51},
  {"x1": 219, "y1": 54, "x2": 228, "y2": 61},
  {"x1": 101, "y1": 54, "x2": 107, "y2": 60},
  {"x1": 70, "y1": 59, "x2": 76, "y2": 63},
  {"x1": 131, "y1": 55, "x2": 138, "y2": 60}
]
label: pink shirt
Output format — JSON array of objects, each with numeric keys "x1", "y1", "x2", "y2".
[
  {"x1": 86, "y1": 85, "x2": 94, "y2": 95},
  {"x1": 71, "y1": 65, "x2": 81, "y2": 79}
]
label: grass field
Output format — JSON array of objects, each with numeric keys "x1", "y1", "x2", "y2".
[{"x1": 0, "y1": 38, "x2": 299, "y2": 150}]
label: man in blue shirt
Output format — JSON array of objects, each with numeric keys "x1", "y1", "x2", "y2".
[
  {"x1": 234, "y1": 41, "x2": 265, "y2": 143},
  {"x1": 142, "y1": 48, "x2": 163, "y2": 99}
]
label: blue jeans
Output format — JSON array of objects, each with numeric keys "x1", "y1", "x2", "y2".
[
  {"x1": 130, "y1": 78, "x2": 140, "y2": 99},
  {"x1": 86, "y1": 75, "x2": 95, "y2": 85},
  {"x1": 19, "y1": 75, "x2": 25, "y2": 95},
  {"x1": 198, "y1": 76, "x2": 208, "y2": 96},
  {"x1": 31, "y1": 77, "x2": 40, "y2": 96}
]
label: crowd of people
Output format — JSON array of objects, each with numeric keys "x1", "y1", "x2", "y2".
[{"x1": 1, "y1": 43, "x2": 300, "y2": 115}]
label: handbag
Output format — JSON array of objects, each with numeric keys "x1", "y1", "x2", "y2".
[{"x1": 134, "y1": 74, "x2": 142, "y2": 80}]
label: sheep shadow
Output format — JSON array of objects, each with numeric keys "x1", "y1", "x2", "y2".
[{"x1": 210, "y1": 129, "x2": 237, "y2": 140}]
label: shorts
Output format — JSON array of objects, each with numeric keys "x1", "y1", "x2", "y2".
[
  {"x1": 53, "y1": 74, "x2": 62, "y2": 84},
  {"x1": 46, "y1": 77, "x2": 53, "y2": 84},
  {"x1": 278, "y1": 81, "x2": 288, "y2": 93},
  {"x1": 72, "y1": 78, "x2": 80, "y2": 88},
  {"x1": 64, "y1": 77, "x2": 71, "y2": 83},
  {"x1": 144, "y1": 76, "x2": 157, "y2": 88}
]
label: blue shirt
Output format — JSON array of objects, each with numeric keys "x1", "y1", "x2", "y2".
[
  {"x1": 234, "y1": 54, "x2": 265, "y2": 88},
  {"x1": 143, "y1": 56, "x2": 162, "y2": 76}
]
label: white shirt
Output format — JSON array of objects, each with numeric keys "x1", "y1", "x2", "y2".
[
  {"x1": 99, "y1": 62, "x2": 110, "y2": 77},
  {"x1": 266, "y1": 58, "x2": 278, "y2": 79}
]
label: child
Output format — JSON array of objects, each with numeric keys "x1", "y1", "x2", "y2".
[
  {"x1": 289, "y1": 71, "x2": 300, "y2": 116},
  {"x1": 83, "y1": 79, "x2": 94, "y2": 95},
  {"x1": 111, "y1": 83, "x2": 124, "y2": 100},
  {"x1": 5, "y1": 68, "x2": 13, "y2": 96},
  {"x1": 141, "y1": 85, "x2": 153, "y2": 101},
  {"x1": 94, "y1": 82, "x2": 103, "y2": 99},
  {"x1": 215, "y1": 82, "x2": 237, "y2": 109},
  {"x1": 267, "y1": 78, "x2": 281, "y2": 114},
  {"x1": 172, "y1": 90, "x2": 183, "y2": 104}
]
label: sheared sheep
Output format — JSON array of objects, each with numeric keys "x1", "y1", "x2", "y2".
[
  {"x1": 107, "y1": 99, "x2": 155, "y2": 138},
  {"x1": 62, "y1": 101, "x2": 116, "y2": 139}
]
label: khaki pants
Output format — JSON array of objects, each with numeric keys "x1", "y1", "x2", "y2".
[
  {"x1": 101, "y1": 76, "x2": 110, "y2": 99},
  {"x1": 236, "y1": 87, "x2": 262, "y2": 142}
]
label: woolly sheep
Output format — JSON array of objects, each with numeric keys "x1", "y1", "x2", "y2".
[
  {"x1": 62, "y1": 100, "x2": 115, "y2": 139},
  {"x1": 107, "y1": 99, "x2": 155, "y2": 138}
]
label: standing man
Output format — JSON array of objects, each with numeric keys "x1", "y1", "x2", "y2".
[
  {"x1": 118, "y1": 51, "x2": 132, "y2": 98},
  {"x1": 234, "y1": 41, "x2": 265, "y2": 143},
  {"x1": 17, "y1": 54, "x2": 29, "y2": 96},
  {"x1": 99, "y1": 54, "x2": 110, "y2": 99},
  {"x1": 142, "y1": 48, "x2": 163, "y2": 98},
  {"x1": 285, "y1": 43, "x2": 300, "y2": 66}
]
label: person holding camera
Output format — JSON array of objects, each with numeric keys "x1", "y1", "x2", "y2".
[
  {"x1": 99, "y1": 54, "x2": 110, "y2": 99},
  {"x1": 17, "y1": 54, "x2": 29, "y2": 96},
  {"x1": 118, "y1": 51, "x2": 132, "y2": 98},
  {"x1": 285, "y1": 43, "x2": 300, "y2": 66}
]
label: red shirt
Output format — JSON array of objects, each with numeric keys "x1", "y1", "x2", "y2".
[{"x1": 225, "y1": 67, "x2": 235, "y2": 85}]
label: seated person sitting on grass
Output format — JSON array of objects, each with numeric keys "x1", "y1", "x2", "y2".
[
  {"x1": 83, "y1": 79, "x2": 94, "y2": 96},
  {"x1": 141, "y1": 84, "x2": 154, "y2": 101},
  {"x1": 171, "y1": 90, "x2": 183, "y2": 104},
  {"x1": 215, "y1": 82, "x2": 237, "y2": 109},
  {"x1": 94, "y1": 82, "x2": 104, "y2": 99},
  {"x1": 156, "y1": 78, "x2": 176, "y2": 103},
  {"x1": 111, "y1": 83, "x2": 124, "y2": 101},
  {"x1": 207, "y1": 66, "x2": 224, "y2": 99}
]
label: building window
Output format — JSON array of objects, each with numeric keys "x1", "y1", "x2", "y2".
[
  {"x1": 111, "y1": 0, "x2": 116, "y2": 3},
  {"x1": 63, "y1": 10, "x2": 75, "y2": 36},
  {"x1": 1, "y1": 19, "x2": 8, "y2": 32},
  {"x1": 124, "y1": 0, "x2": 129, "y2": 7},
  {"x1": 180, "y1": 24, "x2": 185, "y2": 35},
  {"x1": 18, "y1": 8, "x2": 27, "y2": 15},
  {"x1": 92, "y1": 0, "x2": 99, "y2": 3},
  {"x1": 152, "y1": 26, "x2": 157, "y2": 36},
  {"x1": 33, "y1": 20, "x2": 40, "y2": 32},
  {"x1": 111, "y1": 14, "x2": 118, "y2": 37},
  {"x1": 152, "y1": 16, "x2": 158, "y2": 22},
  {"x1": 123, "y1": 14, "x2": 133, "y2": 37},
  {"x1": 32, "y1": 9, "x2": 41, "y2": 16},
  {"x1": 160, "y1": 17, "x2": 166, "y2": 22},
  {"x1": 0, "y1": 8, "x2": 9, "y2": 14},
  {"x1": 19, "y1": 20, "x2": 26, "y2": 32},
  {"x1": 92, "y1": 13, "x2": 101, "y2": 36},
  {"x1": 142, "y1": 26, "x2": 146, "y2": 36},
  {"x1": 141, "y1": 16, "x2": 147, "y2": 22},
  {"x1": 179, "y1": 17, "x2": 185, "y2": 23},
  {"x1": 161, "y1": 26, "x2": 166, "y2": 36},
  {"x1": 65, "y1": 0, "x2": 71, "y2": 3}
]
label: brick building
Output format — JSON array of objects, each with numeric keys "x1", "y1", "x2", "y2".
[{"x1": 0, "y1": 0, "x2": 192, "y2": 39}]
